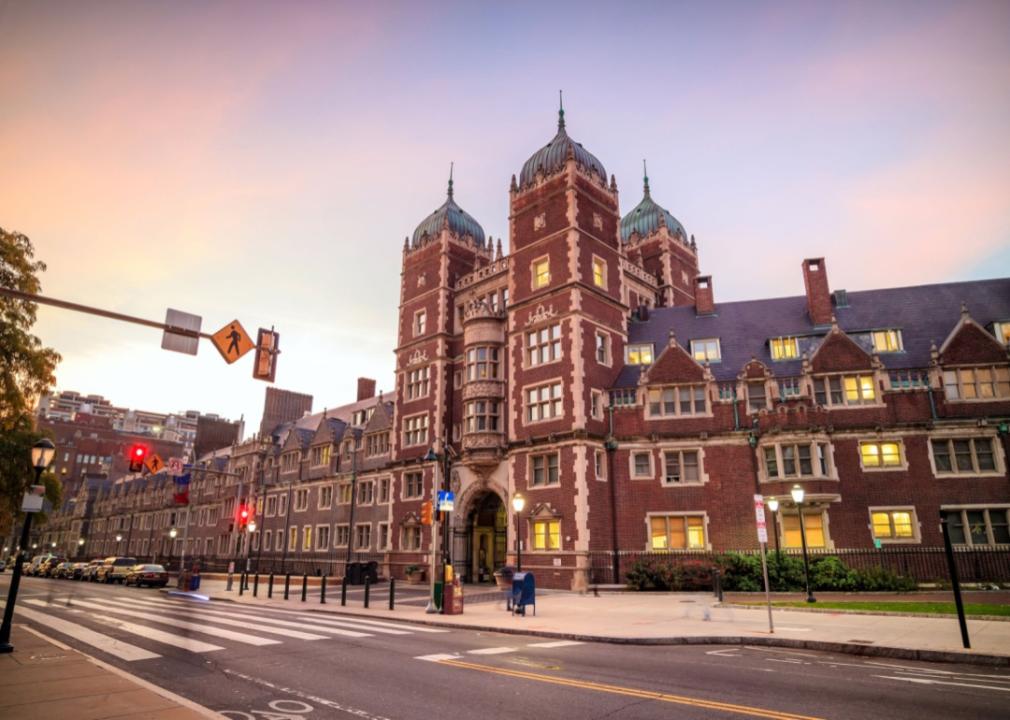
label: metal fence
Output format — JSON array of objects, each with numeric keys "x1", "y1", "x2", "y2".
[
  {"x1": 587, "y1": 547, "x2": 1010, "y2": 587},
  {"x1": 130, "y1": 552, "x2": 387, "y2": 578}
]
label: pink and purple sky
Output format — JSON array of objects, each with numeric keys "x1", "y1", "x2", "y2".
[{"x1": 2, "y1": 1, "x2": 1008, "y2": 432}]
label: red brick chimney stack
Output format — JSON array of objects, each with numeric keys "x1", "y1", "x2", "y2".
[
  {"x1": 694, "y1": 275, "x2": 715, "y2": 316},
  {"x1": 356, "y1": 377, "x2": 376, "y2": 401},
  {"x1": 802, "y1": 258, "x2": 833, "y2": 326}
]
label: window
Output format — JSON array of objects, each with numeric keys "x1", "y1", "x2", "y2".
[
  {"x1": 404, "y1": 471, "x2": 424, "y2": 499},
  {"x1": 631, "y1": 451, "x2": 653, "y2": 478},
  {"x1": 595, "y1": 450, "x2": 606, "y2": 481},
  {"x1": 302, "y1": 526, "x2": 312, "y2": 550},
  {"x1": 315, "y1": 525, "x2": 330, "y2": 550},
  {"x1": 402, "y1": 525, "x2": 422, "y2": 550},
  {"x1": 931, "y1": 437, "x2": 998, "y2": 475},
  {"x1": 337, "y1": 483, "x2": 352, "y2": 504},
  {"x1": 691, "y1": 339, "x2": 721, "y2": 363},
  {"x1": 366, "y1": 433, "x2": 389, "y2": 456},
  {"x1": 942, "y1": 508, "x2": 1009, "y2": 546},
  {"x1": 527, "y1": 324, "x2": 562, "y2": 366},
  {"x1": 277, "y1": 494, "x2": 288, "y2": 517},
  {"x1": 533, "y1": 258, "x2": 550, "y2": 288},
  {"x1": 288, "y1": 526, "x2": 298, "y2": 551},
  {"x1": 650, "y1": 515, "x2": 706, "y2": 550},
  {"x1": 533, "y1": 519, "x2": 560, "y2": 550},
  {"x1": 782, "y1": 512, "x2": 826, "y2": 548},
  {"x1": 993, "y1": 322, "x2": 1010, "y2": 346},
  {"x1": 663, "y1": 450, "x2": 701, "y2": 485},
  {"x1": 264, "y1": 530, "x2": 272, "y2": 551},
  {"x1": 266, "y1": 496, "x2": 277, "y2": 517},
  {"x1": 275, "y1": 531, "x2": 284, "y2": 551},
  {"x1": 527, "y1": 382, "x2": 563, "y2": 422},
  {"x1": 413, "y1": 310, "x2": 426, "y2": 337},
  {"x1": 311, "y1": 445, "x2": 331, "y2": 467},
  {"x1": 465, "y1": 400, "x2": 500, "y2": 432},
  {"x1": 318, "y1": 485, "x2": 333, "y2": 508},
  {"x1": 357, "y1": 481, "x2": 374, "y2": 505},
  {"x1": 592, "y1": 257, "x2": 606, "y2": 288},
  {"x1": 763, "y1": 442, "x2": 832, "y2": 479},
  {"x1": 595, "y1": 331, "x2": 610, "y2": 365},
  {"x1": 334, "y1": 525, "x2": 350, "y2": 547},
  {"x1": 870, "y1": 509, "x2": 916, "y2": 541},
  {"x1": 355, "y1": 524, "x2": 371, "y2": 550},
  {"x1": 466, "y1": 347, "x2": 500, "y2": 380},
  {"x1": 590, "y1": 390, "x2": 604, "y2": 420},
  {"x1": 889, "y1": 370, "x2": 928, "y2": 390},
  {"x1": 378, "y1": 523, "x2": 390, "y2": 550},
  {"x1": 942, "y1": 367, "x2": 1010, "y2": 400},
  {"x1": 779, "y1": 377, "x2": 802, "y2": 398},
  {"x1": 813, "y1": 374, "x2": 876, "y2": 406},
  {"x1": 403, "y1": 414, "x2": 428, "y2": 447},
  {"x1": 610, "y1": 388, "x2": 636, "y2": 407},
  {"x1": 294, "y1": 488, "x2": 308, "y2": 512},
  {"x1": 626, "y1": 344, "x2": 654, "y2": 365},
  {"x1": 406, "y1": 367, "x2": 430, "y2": 400},
  {"x1": 378, "y1": 477, "x2": 390, "y2": 503},
  {"x1": 282, "y1": 452, "x2": 299, "y2": 470},
  {"x1": 646, "y1": 385, "x2": 707, "y2": 417},
  {"x1": 872, "y1": 330, "x2": 903, "y2": 353},
  {"x1": 859, "y1": 441, "x2": 903, "y2": 469},
  {"x1": 770, "y1": 337, "x2": 799, "y2": 360},
  {"x1": 531, "y1": 453, "x2": 560, "y2": 486},
  {"x1": 747, "y1": 382, "x2": 767, "y2": 412}
]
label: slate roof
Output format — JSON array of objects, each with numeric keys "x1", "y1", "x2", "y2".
[
  {"x1": 615, "y1": 277, "x2": 1010, "y2": 387},
  {"x1": 412, "y1": 177, "x2": 485, "y2": 248},
  {"x1": 620, "y1": 176, "x2": 688, "y2": 244},
  {"x1": 519, "y1": 109, "x2": 607, "y2": 190}
]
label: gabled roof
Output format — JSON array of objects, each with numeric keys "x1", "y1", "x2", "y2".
[
  {"x1": 311, "y1": 416, "x2": 347, "y2": 446},
  {"x1": 363, "y1": 400, "x2": 393, "y2": 433}
]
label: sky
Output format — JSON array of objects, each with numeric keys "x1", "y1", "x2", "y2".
[{"x1": 2, "y1": 0, "x2": 1008, "y2": 434}]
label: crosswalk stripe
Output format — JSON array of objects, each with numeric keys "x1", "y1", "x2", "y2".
[
  {"x1": 415, "y1": 653, "x2": 461, "y2": 662},
  {"x1": 468, "y1": 647, "x2": 518, "y2": 655},
  {"x1": 67, "y1": 598, "x2": 281, "y2": 645},
  {"x1": 84, "y1": 597, "x2": 326, "y2": 641},
  {"x1": 119, "y1": 596, "x2": 374, "y2": 638},
  {"x1": 276, "y1": 609, "x2": 449, "y2": 634},
  {"x1": 16, "y1": 604, "x2": 160, "y2": 661},
  {"x1": 527, "y1": 641, "x2": 584, "y2": 648},
  {"x1": 25, "y1": 600, "x2": 224, "y2": 653}
]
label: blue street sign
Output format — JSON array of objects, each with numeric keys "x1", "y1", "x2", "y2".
[{"x1": 437, "y1": 490, "x2": 455, "y2": 512}]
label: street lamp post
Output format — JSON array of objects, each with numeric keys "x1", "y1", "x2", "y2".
[
  {"x1": 169, "y1": 527, "x2": 178, "y2": 562},
  {"x1": 790, "y1": 484, "x2": 816, "y2": 603},
  {"x1": 511, "y1": 492, "x2": 526, "y2": 572},
  {"x1": 766, "y1": 498, "x2": 781, "y2": 564},
  {"x1": 1, "y1": 438, "x2": 57, "y2": 654},
  {"x1": 77, "y1": 537, "x2": 85, "y2": 558}
]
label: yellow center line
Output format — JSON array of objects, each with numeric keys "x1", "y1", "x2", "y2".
[{"x1": 439, "y1": 659, "x2": 824, "y2": 720}]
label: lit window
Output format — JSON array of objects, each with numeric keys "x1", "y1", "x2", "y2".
[
  {"x1": 526, "y1": 382, "x2": 563, "y2": 422},
  {"x1": 626, "y1": 344, "x2": 654, "y2": 365},
  {"x1": 872, "y1": 330, "x2": 903, "y2": 353},
  {"x1": 649, "y1": 515, "x2": 706, "y2": 550},
  {"x1": 782, "y1": 512, "x2": 826, "y2": 548},
  {"x1": 871, "y1": 510, "x2": 915, "y2": 540},
  {"x1": 859, "y1": 441, "x2": 903, "y2": 468},
  {"x1": 993, "y1": 322, "x2": 1010, "y2": 345},
  {"x1": 646, "y1": 385, "x2": 707, "y2": 418},
  {"x1": 663, "y1": 450, "x2": 700, "y2": 485},
  {"x1": 814, "y1": 374, "x2": 876, "y2": 406},
  {"x1": 943, "y1": 367, "x2": 1010, "y2": 400},
  {"x1": 533, "y1": 519, "x2": 561, "y2": 550},
  {"x1": 337, "y1": 483, "x2": 352, "y2": 504},
  {"x1": 770, "y1": 337, "x2": 799, "y2": 360},
  {"x1": 691, "y1": 338, "x2": 721, "y2": 363},
  {"x1": 592, "y1": 258, "x2": 606, "y2": 288},
  {"x1": 533, "y1": 258, "x2": 550, "y2": 288},
  {"x1": 527, "y1": 324, "x2": 562, "y2": 366},
  {"x1": 942, "y1": 508, "x2": 1010, "y2": 546},
  {"x1": 531, "y1": 453, "x2": 560, "y2": 486},
  {"x1": 930, "y1": 437, "x2": 998, "y2": 475}
]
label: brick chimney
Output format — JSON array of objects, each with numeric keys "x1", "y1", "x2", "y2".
[
  {"x1": 694, "y1": 275, "x2": 714, "y2": 316},
  {"x1": 356, "y1": 377, "x2": 376, "y2": 401},
  {"x1": 802, "y1": 258, "x2": 832, "y2": 326}
]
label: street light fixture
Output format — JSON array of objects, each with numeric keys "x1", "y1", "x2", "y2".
[
  {"x1": 1, "y1": 437, "x2": 57, "y2": 654},
  {"x1": 512, "y1": 492, "x2": 526, "y2": 572},
  {"x1": 766, "y1": 498, "x2": 781, "y2": 565},
  {"x1": 790, "y1": 484, "x2": 816, "y2": 603}
]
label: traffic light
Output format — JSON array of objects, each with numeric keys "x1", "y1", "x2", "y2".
[
  {"x1": 128, "y1": 444, "x2": 147, "y2": 473},
  {"x1": 253, "y1": 327, "x2": 279, "y2": 382},
  {"x1": 420, "y1": 500, "x2": 433, "y2": 526},
  {"x1": 236, "y1": 503, "x2": 253, "y2": 530}
]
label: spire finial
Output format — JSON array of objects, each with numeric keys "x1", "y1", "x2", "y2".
[
  {"x1": 643, "y1": 158, "x2": 650, "y2": 197},
  {"x1": 558, "y1": 89, "x2": 565, "y2": 130},
  {"x1": 447, "y1": 161, "x2": 454, "y2": 199}
]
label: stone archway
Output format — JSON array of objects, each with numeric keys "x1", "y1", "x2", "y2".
[{"x1": 451, "y1": 481, "x2": 508, "y2": 583}]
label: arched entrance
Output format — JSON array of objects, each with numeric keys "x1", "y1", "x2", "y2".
[{"x1": 459, "y1": 491, "x2": 506, "y2": 583}]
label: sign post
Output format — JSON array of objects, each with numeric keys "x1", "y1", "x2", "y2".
[{"x1": 754, "y1": 494, "x2": 774, "y2": 634}]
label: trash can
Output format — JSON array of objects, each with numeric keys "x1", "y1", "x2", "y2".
[
  {"x1": 511, "y1": 572, "x2": 535, "y2": 616},
  {"x1": 346, "y1": 562, "x2": 363, "y2": 585},
  {"x1": 433, "y1": 581, "x2": 444, "y2": 611},
  {"x1": 189, "y1": 572, "x2": 201, "y2": 591},
  {"x1": 442, "y1": 577, "x2": 464, "y2": 615},
  {"x1": 365, "y1": 560, "x2": 379, "y2": 584}
]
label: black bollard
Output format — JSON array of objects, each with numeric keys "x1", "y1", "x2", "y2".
[
  {"x1": 253, "y1": 573, "x2": 259, "y2": 598},
  {"x1": 388, "y1": 578, "x2": 395, "y2": 610},
  {"x1": 239, "y1": 573, "x2": 245, "y2": 596},
  {"x1": 341, "y1": 576, "x2": 347, "y2": 606},
  {"x1": 268, "y1": 573, "x2": 274, "y2": 599},
  {"x1": 284, "y1": 573, "x2": 291, "y2": 600},
  {"x1": 320, "y1": 575, "x2": 327, "y2": 604},
  {"x1": 301, "y1": 573, "x2": 308, "y2": 602},
  {"x1": 364, "y1": 576, "x2": 370, "y2": 608}
]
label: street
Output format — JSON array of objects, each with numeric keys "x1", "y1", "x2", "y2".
[{"x1": 2, "y1": 575, "x2": 1007, "y2": 720}]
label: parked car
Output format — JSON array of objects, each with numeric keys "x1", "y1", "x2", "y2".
[
  {"x1": 24, "y1": 555, "x2": 49, "y2": 576},
  {"x1": 124, "y1": 564, "x2": 169, "y2": 588},
  {"x1": 53, "y1": 561, "x2": 76, "y2": 579},
  {"x1": 70, "y1": 561, "x2": 90, "y2": 580},
  {"x1": 0, "y1": 558, "x2": 6, "y2": 572},
  {"x1": 96, "y1": 556, "x2": 138, "y2": 584},
  {"x1": 83, "y1": 558, "x2": 105, "y2": 582},
  {"x1": 40, "y1": 556, "x2": 68, "y2": 578}
]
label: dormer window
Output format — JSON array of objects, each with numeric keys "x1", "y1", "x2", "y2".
[
  {"x1": 770, "y1": 337, "x2": 799, "y2": 360},
  {"x1": 690, "y1": 339, "x2": 721, "y2": 363},
  {"x1": 992, "y1": 321, "x2": 1010, "y2": 345},
  {"x1": 871, "y1": 330, "x2": 903, "y2": 353},
  {"x1": 626, "y1": 344, "x2": 654, "y2": 365}
]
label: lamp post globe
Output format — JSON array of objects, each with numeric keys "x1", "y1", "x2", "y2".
[
  {"x1": 31, "y1": 438, "x2": 56, "y2": 470},
  {"x1": 790, "y1": 484, "x2": 804, "y2": 504},
  {"x1": 767, "y1": 498, "x2": 779, "y2": 513},
  {"x1": 790, "y1": 484, "x2": 815, "y2": 603},
  {"x1": 247, "y1": 521, "x2": 257, "y2": 533},
  {"x1": 169, "y1": 528, "x2": 178, "y2": 539},
  {"x1": 115, "y1": 534, "x2": 122, "y2": 543},
  {"x1": 512, "y1": 493, "x2": 526, "y2": 572},
  {"x1": 766, "y1": 498, "x2": 781, "y2": 562}
]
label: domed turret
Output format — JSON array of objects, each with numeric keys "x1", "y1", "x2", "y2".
[
  {"x1": 411, "y1": 167, "x2": 486, "y2": 248},
  {"x1": 518, "y1": 96, "x2": 607, "y2": 190},
  {"x1": 620, "y1": 161, "x2": 687, "y2": 243}
]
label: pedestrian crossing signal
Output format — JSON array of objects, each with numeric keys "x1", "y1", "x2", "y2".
[
  {"x1": 420, "y1": 500, "x2": 433, "y2": 526},
  {"x1": 128, "y1": 445, "x2": 147, "y2": 473}
]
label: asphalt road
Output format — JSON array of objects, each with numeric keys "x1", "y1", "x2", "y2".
[{"x1": 2, "y1": 574, "x2": 1008, "y2": 720}]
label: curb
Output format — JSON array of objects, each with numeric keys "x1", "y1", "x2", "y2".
[
  {"x1": 718, "y1": 602, "x2": 1010, "y2": 622},
  {"x1": 194, "y1": 592, "x2": 1010, "y2": 668}
]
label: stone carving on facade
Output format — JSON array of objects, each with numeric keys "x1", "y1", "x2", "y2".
[
  {"x1": 417, "y1": 273, "x2": 426, "y2": 287},
  {"x1": 525, "y1": 303, "x2": 557, "y2": 327},
  {"x1": 406, "y1": 349, "x2": 429, "y2": 366},
  {"x1": 592, "y1": 212, "x2": 603, "y2": 231},
  {"x1": 533, "y1": 212, "x2": 546, "y2": 231},
  {"x1": 462, "y1": 381, "x2": 504, "y2": 400}
]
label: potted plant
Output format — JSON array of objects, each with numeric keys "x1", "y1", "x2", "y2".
[{"x1": 405, "y1": 565, "x2": 425, "y2": 584}]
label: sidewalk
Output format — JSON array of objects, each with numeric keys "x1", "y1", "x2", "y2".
[
  {"x1": 186, "y1": 578, "x2": 1010, "y2": 666},
  {"x1": 0, "y1": 624, "x2": 221, "y2": 720}
]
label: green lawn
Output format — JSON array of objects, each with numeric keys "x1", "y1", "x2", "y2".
[{"x1": 742, "y1": 600, "x2": 1010, "y2": 617}]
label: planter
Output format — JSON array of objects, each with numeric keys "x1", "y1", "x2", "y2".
[{"x1": 405, "y1": 570, "x2": 426, "y2": 585}]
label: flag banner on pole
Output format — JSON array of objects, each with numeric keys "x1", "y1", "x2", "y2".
[{"x1": 173, "y1": 472, "x2": 191, "y2": 505}]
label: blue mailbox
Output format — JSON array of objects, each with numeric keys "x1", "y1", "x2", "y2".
[{"x1": 511, "y1": 572, "x2": 535, "y2": 616}]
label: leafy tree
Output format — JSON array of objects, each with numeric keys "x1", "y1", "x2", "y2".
[{"x1": 1, "y1": 228, "x2": 61, "y2": 541}]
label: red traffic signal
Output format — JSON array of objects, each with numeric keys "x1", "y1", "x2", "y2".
[
  {"x1": 128, "y1": 444, "x2": 147, "y2": 472},
  {"x1": 420, "y1": 500, "x2": 433, "y2": 526},
  {"x1": 236, "y1": 503, "x2": 254, "y2": 529},
  {"x1": 253, "y1": 328, "x2": 279, "y2": 383}
]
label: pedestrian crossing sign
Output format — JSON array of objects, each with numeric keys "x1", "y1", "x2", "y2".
[
  {"x1": 211, "y1": 320, "x2": 254, "y2": 364},
  {"x1": 144, "y1": 453, "x2": 166, "y2": 475}
]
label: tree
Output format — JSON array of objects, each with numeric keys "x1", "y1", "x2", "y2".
[{"x1": 1, "y1": 228, "x2": 61, "y2": 541}]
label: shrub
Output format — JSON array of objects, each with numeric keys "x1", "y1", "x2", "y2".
[
  {"x1": 626, "y1": 558, "x2": 681, "y2": 591},
  {"x1": 717, "y1": 552, "x2": 763, "y2": 592},
  {"x1": 810, "y1": 556, "x2": 857, "y2": 591},
  {"x1": 849, "y1": 566, "x2": 917, "y2": 592}
]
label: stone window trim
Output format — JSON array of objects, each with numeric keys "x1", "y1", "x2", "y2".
[
  {"x1": 310, "y1": 445, "x2": 331, "y2": 468},
  {"x1": 927, "y1": 434, "x2": 1004, "y2": 478},
  {"x1": 777, "y1": 507, "x2": 834, "y2": 550},
  {"x1": 592, "y1": 255, "x2": 608, "y2": 290},
  {"x1": 594, "y1": 449, "x2": 607, "y2": 482},
  {"x1": 629, "y1": 449, "x2": 655, "y2": 480},
  {"x1": 942, "y1": 365, "x2": 1010, "y2": 402},
  {"x1": 626, "y1": 343, "x2": 654, "y2": 366},
  {"x1": 317, "y1": 484, "x2": 333, "y2": 510},
  {"x1": 530, "y1": 517, "x2": 562, "y2": 552},
  {"x1": 357, "y1": 480, "x2": 375, "y2": 506},
  {"x1": 690, "y1": 338, "x2": 721, "y2": 364},
  {"x1": 528, "y1": 451, "x2": 561, "y2": 488},
  {"x1": 867, "y1": 506, "x2": 921, "y2": 544},
  {"x1": 644, "y1": 511, "x2": 711, "y2": 552},
  {"x1": 525, "y1": 322, "x2": 563, "y2": 369},
  {"x1": 377, "y1": 522, "x2": 391, "y2": 550},
  {"x1": 334, "y1": 524, "x2": 350, "y2": 548},
  {"x1": 413, "y1": 309, "x2": 427, "y2": 338},
  {"x1": 812, "y1": 372, "x2": 884, "y2": 408},
  {"x1": 337, "y1": 482, "x2": 352, "y2": 505},
  {"x1": 293, "y1": 488, "x2": 309, "y2": 513},
  {"x1": 314, "y1": 524, "x2": 331, "y2": 552},
  {"x1": 402, "y1": 470, "x2": 425, "y2": 500},
  {"x1": 939, "y1": 505, "x2": 1010, "y2": 547},
  {"x1": 590, "y1": 390, "x2": 605, "y2": 421},
  {"x1": 402, "y1": 412, "x2": 429, "y2": 447},
  {"x1": 660, "y1": 447, "x2": 706, "y2": 486},
  {"x1": 645, "y1": 383, "x2": 712, "y2": 419},
  {"x1": 406, "y1": 366, "x2": 431, "y2": 400},
  {"x1": 378, "y1": 476, "x2": 391, "y2": 504},
  {"x1": 594, "y1": 329, "x2": 612, "y2": 367},
  {"x1": 523, "y1": 378, "x2": 565, "y2": 424},
  {"x1": 265, "y1": 495, "x2": 277, "y2": 518},
  {"x1": 746, "y1": 379, "x2": 769, "y2": 413},
  {"x1": 531, "y1": 255, "x2": 551, "y2": 290},
  {"x1": 758, "y1": 437, "x2": 838, "y2": 483},
  {"x1": 857, "y1": 439, "x2": 908, "y2": 472},
  {"x1": 355, "y1": 523, "x2": 371, "y2": 551}
]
